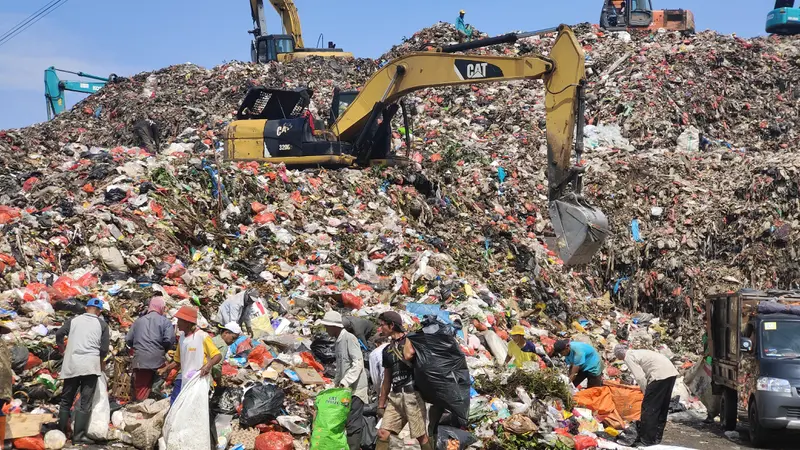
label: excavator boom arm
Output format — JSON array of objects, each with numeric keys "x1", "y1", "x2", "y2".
[
  {"x1": 331, "y1": 25, "x2": 585, "y2": 188},
  {"x1": 250, "y1": 0, "x2": 305, "y2": 47}
]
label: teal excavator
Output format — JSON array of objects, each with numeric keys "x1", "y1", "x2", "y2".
[
  {"x1": 44, "y1": 67, "x2": 119, "y2": 120},
  {"x1": 766, "y1": 0, "x2": 800, "y2": 34}
]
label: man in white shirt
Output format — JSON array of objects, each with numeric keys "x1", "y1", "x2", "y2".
[
  {"x1": 318, "y1": 311, "x2": 368, "y2": 450},
  {"x1": 369, "y1": 336, "x2": 389, "y2": 395},
  {"x1": 614, "y1": 345, "x2": 678, "y2": 446}
]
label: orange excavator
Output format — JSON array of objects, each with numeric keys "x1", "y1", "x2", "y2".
[{"x1": 600, "y1": 0, "x2": 695, "y2": 33}]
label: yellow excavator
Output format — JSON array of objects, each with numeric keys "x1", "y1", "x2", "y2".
[
  {"x1": 249, "y1": 0, "x2": 353, "y2": 62},
  {"x1": 225, "y1": 25, "x2": 609, "y2": 265}
]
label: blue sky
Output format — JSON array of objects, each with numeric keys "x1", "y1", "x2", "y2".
[{"x1": 0, "y1": 0, "x2": 773, "y2": 130}]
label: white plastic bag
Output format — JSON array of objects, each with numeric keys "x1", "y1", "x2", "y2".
[
  {"x1": 44, "y1": 429, "x2": 67, "y2": 449},
  {"x1": 163, "y1": 374, "x2": 211, "y2": 450},
  {"x1": 87, "y1": 374, "x2": 110, "y2": 440}
]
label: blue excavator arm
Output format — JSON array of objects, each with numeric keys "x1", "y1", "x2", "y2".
[{"x1": 44, "y1": 66, "x2": 116, "y2": 120}]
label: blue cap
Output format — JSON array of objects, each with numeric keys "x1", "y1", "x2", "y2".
[{"x1": 86, "y1": 298, "x2": 104, "y2": 309}]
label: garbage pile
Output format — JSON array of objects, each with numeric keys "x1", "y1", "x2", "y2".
[{"x1": 0, "y1": 20, "x2": 797, "y2": 450}]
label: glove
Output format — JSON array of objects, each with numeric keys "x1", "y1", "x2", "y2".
[{"x1": 377, "y1": 407, "x2": 385, "y2": 418}]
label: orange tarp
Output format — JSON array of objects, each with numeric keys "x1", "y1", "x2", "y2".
[{"x1": 573, "y1": 381, "x2": 644, "y2": 428}]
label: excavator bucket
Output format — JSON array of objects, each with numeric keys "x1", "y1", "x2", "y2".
[{"x1": 548, "y1": 194, "x2": 609, "y2": 266}]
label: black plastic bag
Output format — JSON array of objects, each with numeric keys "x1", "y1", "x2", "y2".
[
  {"x1": 11, "y1": 346, "x2": 28, "y2": 374},
  {"x1": 311, "y1": 332, "x2": 337, "y2": 375},
  {"x1": 407, "y1": 315, "x2": 470, "y2": 427},
  {"x1": 240, "y1": 383, "x2": 285, "y2": 427},
  {"x1": 616, "y1": 423, "x2": 638, "y2": 446},
  {"x1": 54, "y1": 298, "x2": 87, "y2": 315},
  {"x1": 435, "y1": 426, "x2": 476, "y2": 450},
  {"x1": 211, "y1": 386, "x2": 244, "y2": 415}
]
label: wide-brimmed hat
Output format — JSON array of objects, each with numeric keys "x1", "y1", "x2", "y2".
[
  {"x1": 316, "y1": 310, "x2": 343, "y2": 327},
  {"x1": 175, "y1": 305, "x2": 198, "y2": 324}
]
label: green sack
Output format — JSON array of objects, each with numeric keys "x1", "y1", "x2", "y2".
[{"x1": 310, "y1": 388, "x2": 352, "y2": 450}]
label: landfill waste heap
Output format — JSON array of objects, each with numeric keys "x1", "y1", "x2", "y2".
[{"x1": 0, "y1": 20, "x2": 798, "y2": 450}]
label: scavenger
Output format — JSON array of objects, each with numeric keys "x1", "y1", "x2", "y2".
[
  {"x1": 55, "y1": 298, "x2": 110, "y2": 444},
  {"x1": 504, "y1": 325, "x2": 553, "y2": 368},
  {"x1": 125, "y1": 296, "x2": 175, "y2": 401},
  {"x1": 614, "y1": 345, "x2": 678, "y2": 446},
  {"x1": 375, "y1": 311, "x2": 434, "y2": 450},
  {"x1": 552, "y1": 339, "x2": 603, "y2": 387},
  {"x1": 318, "y1": 311, "x2": 368, "y2": 450}
]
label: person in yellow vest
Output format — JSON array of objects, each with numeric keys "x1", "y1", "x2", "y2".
[{"x1": 504, "y1": 325, "x2": 552, "y2": 367}]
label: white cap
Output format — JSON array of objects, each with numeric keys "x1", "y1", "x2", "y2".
[
  {"x1": 316, "y1": 310, "x2": 344, "y2": 327},
  {"x1": 221, "y1": 322, "x2": 242, "y2": 335}
]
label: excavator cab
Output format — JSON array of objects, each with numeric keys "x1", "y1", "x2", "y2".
[
  {"x1": 252, "y1": 35, "x2": 296, "y2": 63},
  {"x1": 600, "y1": 0, "x2": 694, "y2": 33}
]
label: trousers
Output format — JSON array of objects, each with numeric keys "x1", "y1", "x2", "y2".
[
  {"x1": 132, "y1": 369, "x2": 155, "y2": 401},
  {"x1": 639, "y1": 376, "x2": 677, "y2": 445},
  {"x1": 60, "y1": 375, "x2": 98, "y2": 414},
  {"x1": 346, "y1": 396, "x2": 365, "y2": 450}
]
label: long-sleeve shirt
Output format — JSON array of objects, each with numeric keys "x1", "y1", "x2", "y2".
[
  {"x1": 215, "y1": 291, "x2": 253, "y2": 329},
  {"x1": 334, "y1": 329, "x2": 368, "y2": 403},
  {"x1": 456, "y1": 16, "x2": 467, "y2": 33},
  {"x1": 624, "y1": 349, "x2": 679, "y2": 392},
  {"x1": 369, "y1": 343, "x2": 388, "y2": 394},
  {"x1": 125, "y1": 311, "x2": 176, "y2": 370},
  {"x1": 56, "y1": 313, "x2": 110, "y2": 379},
  {"x1": 343, "y1": 316, "x2": 375, "y2": 349}
]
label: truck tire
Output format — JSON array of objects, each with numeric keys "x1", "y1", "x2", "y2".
[
  {"x1": 721, "y1": 388, "x2": 738, "y2": 431},
  {"x1": 748, "y1": 401, "x2": 769, "y2": 448}
]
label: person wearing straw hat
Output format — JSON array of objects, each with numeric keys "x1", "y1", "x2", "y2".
[
  {"x1": 0, "y1": 319, "x2": 13, "y2": 444},
  {"x1": 317, "y1": 310, "x2": 368, "y2": 450},
  {"x1": 55, "y1": 297, "x2": 110, "y2": 444}
]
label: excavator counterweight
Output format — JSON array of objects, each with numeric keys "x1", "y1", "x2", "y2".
[{"x1": 224, "y1": 24, "x2": 609, "y2": 265}]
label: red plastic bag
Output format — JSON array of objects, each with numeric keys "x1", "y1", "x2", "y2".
[
  {"x1": 299, "y1": 351, "x2": 324, "y2": 373},
  {"x1": 572, "y1": 434, "x2": 598, "y2": 450},
  {"x1": 22, "y1": 283, "x2": 48, "y2": 302},
  {"x1": 251, "y1": 201, "x2": 268, "y2": 213},
  {"x1": 255, "y1": 431, "x2": 293, "y2": 450},
  {"x1": 222, "y1": 362, "x2": 238, "y2": 377},
  {"x1": 13, "y1": 435, "x2": 45, "y2": 450},
  {"x1": 166, "y1": 263, "x2": 186, "y2": 279},
  {"x1": 247, "y1": 345, "x2": 271, "y2": 368},
  {"x1": 253, "y1": 211, "x2": 276, "y2": 224},
  {"x1": 341, "y1": 292, "x2": 363, "y2": 310},
  {"x1": 22, "y1": 177, "x2": 40, "y2": 192},
  {"x1": 50, "y1": 276, "x2": 81, "y2": 300},
  {"x1": 25, "y1": 353, "x2": 42, "y2": 370},
  {"x1": 236, "y1": 338, "x2": 253, "y2": 355},
  {"x1": 76, "y1": 272, "x2": 98, "y2": 288},
  {"x1": 163, "y1": 286, "x2": 188, "y2": 299},
  {"x1": 0, "y1": 205, "x2": 20, "y2": 224}
]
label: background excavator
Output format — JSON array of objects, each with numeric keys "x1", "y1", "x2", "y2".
[
  {"x1": 44, "y1": 67, "x2": 119, "y2": 120},
  {"x1": 224, "y1": 25, "x2": 609, "y2": 266},
  {"x1": 600, "y1": 0, "x2": 695, "y2": 33},
  {"x1": 249, "y1": 0, "x2": 353, "y2": 63},
  {"x1": 766, "y1": 0, "x2": 800, "y2": 34}
]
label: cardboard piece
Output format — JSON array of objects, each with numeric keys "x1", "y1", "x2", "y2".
[
  {"x1": 6, "y1": 413, "x2": 56, "y2": 439},
  {"x1": 295, "y1": 367, "x2": 324, "y2": 385}
]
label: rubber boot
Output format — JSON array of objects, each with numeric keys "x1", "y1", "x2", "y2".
[
  {"x1": 57, "y1": 408, "x2": 70, "y2": 434},
  {"x1": 419, "y1": 439, "x2": 435, "y2": 450},
  {"x1": 72, "y1": 411, "x2": 95, "y2": 444},
  {"x1": 375, "y1": 438, "x2": 390, "y2": 450}
]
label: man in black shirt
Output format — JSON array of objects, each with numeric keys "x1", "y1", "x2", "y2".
[{"x1": 376, "y1": 311, "x2": 433, "y2": 450}]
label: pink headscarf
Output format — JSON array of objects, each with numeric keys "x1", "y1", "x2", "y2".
[{"x1": 148, "y1": 296, "x2": 166, "y2": 315}]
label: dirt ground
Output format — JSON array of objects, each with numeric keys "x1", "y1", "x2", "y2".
[{"x1": 663, "y1": 418, "x2": 800, "y2": 450}]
